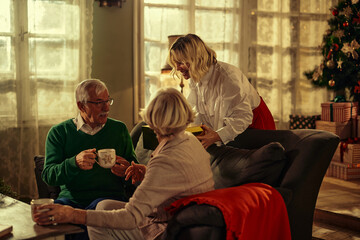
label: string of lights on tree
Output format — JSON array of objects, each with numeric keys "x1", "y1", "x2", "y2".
[{"x1": 304, "y1": 0, "x2": 360, "y2": 102}]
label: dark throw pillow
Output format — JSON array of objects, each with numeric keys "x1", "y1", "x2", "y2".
[{"x1": 207, "y1": 142, "x2": 287, "y2": 189}]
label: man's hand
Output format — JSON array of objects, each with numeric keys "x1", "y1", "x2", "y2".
[
  {"x1": 111, "y1": 156, "x2": 131, "y2": 177},
  {"x1": 125, "y1": 161, "x2": 146, "y2": 184},
  {"x1": 75, "y1": 149, "x2": 96, "y2": 170},
  {"x1": 196, "y1": 124, "x2": 221, "y2": 149}
]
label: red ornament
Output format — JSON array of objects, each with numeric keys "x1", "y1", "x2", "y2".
[
  {"x1": 333, "y1": 43, "x2": 339, "y2": 51},
  {"x1": 343, "y1": 21, "x2": 349, "y2": 27},
  {"x1": 352, "y1": 14, "x2": 360, "y2": 24},
  {"x1": 332, "y1": 8, "x2": 339, "y2": 16},
  {"x1": 327, "y1": 49, "x2": 333, "y2": 60},
  {"x1": 328, "y1": 79, "x2": 335, "y2": 87},
  {"x1": 355, "y1": 80, "x2": 360, "y2": 93}
]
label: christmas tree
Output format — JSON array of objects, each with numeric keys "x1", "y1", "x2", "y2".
[{"x1": 304, "y1": 0, "x2": 360, "y2": 102}]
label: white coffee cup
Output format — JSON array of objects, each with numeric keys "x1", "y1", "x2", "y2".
[
  {"x1": 96, "y1": 148, "x2": 116, "y2": 168},
  {"x1": 31, "y1": 198, "x2": 54, "y2": 222}
]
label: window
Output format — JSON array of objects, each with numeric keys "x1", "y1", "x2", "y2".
[
  {"x1": 141, "y1": 0, "x2": 336, "y2": 129},
  {"x1": 0, "y1": 0, "x2": 92, "y2": 129},
  {"x1": 247, "y1": 0, "x2": 336, "y2": 129},
  {"x1": 143, "y1": 0, "x2": 242, "y2": 104}
]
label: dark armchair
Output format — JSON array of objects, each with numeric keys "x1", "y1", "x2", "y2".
[{"x1": 130, "y1": 122, "x2": 339, "y2": 240}]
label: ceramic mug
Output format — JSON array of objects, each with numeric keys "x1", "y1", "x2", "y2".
[
  {"x1": 96, "y1": 148, "x2": 116, "y2": 168},
  {"x1": 31, "y1": 198, "x2": 54, "y2": 222}
]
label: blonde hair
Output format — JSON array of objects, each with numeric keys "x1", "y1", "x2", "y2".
[
  {"x1": 168, "y1": 34, "x2": 217, "y2": 83},
  {"x1": 141, "y1": 88, "x2": 194, "y2": 137}
]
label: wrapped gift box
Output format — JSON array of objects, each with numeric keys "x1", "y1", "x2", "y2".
[
  {"x1": 289, "y1": 114, "x2": 320, "y2": 129},
  {"x1": 315, "y1": 120, "x2": 353, "y2": 140},
  {"x1": 321, "y1": 102, "x2": 358, "y2": 122},
  {"x1": 333, "y1": 142, "x2": 360, "y2": 164},
  {"x1": 325, "y1": 161, "x2": 360, "y2": 180}
]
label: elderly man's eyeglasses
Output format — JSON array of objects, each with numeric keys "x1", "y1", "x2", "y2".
[{"x1": 87, "y1": 98, "x2": 114, "y2": 106}]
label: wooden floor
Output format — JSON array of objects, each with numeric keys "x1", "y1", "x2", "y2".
[{"x1": 312, "y1": 177, "x2": 360, "y2": 240}]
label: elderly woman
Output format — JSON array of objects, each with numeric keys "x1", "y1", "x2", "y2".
[
  {"x1": 33, "y1": 88, "x2": 215, "y2": 240},
  {"x1": 168, "y1": 34, "x2": 276, "y2": 149}
]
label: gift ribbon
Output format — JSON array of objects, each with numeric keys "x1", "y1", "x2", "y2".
[
  {"x1": 340, "y1": 137, "x2": 360, "y2": 162},
  {"x1": 330, "y1": 103, "x2": 333, "y2": 122}
]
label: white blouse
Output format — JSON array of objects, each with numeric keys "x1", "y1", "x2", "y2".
[{"x1": 187, "y1": 61, "x2": 260, "y2": 144}]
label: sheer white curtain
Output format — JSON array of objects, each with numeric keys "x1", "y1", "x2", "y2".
[
  {"x1": 135, "y1": 0, "x2": 337, "y2": 129},
  {"x1": 0, "y1": 0, "x2": 93, "y2": 199},
  {"x1": 248, "y1": 0, "x2": 336, "y2": 129}
]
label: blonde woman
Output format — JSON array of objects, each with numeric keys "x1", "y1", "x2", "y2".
[
  {"x1": 33, "y1": 88, "x2": 214, "y2": 240},
  {"x1": 168, "y1": 34, "x2": 276, "y2": 149}
]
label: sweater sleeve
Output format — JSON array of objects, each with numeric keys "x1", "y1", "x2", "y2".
[
  {"x1": 86, "y1": 154, "x2": 186, "y2": 229},
  {"x1": 42, "y1": 125, "x2": 81, "y2": 186}
]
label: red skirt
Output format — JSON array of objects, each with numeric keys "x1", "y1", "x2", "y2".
[{"x1": 248, "y1": 97, "x2": 276, "y2": 130}]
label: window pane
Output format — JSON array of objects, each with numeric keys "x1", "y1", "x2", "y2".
[
  {"x1": 257, "y1": 16, "x2": 279, "y2": 45},
  {"x1": 37, "y1": 83, "x2": 77, "y2": 118},
  {"x1": 144, "y1": 6, "x2": 188, "y2": 41},
  {"x1": 196, "y1": 0, "x2": 235, "y2": 8},
  {"x1": 0, "y1": 91, "x2": 17, "y2": 128},
  {"x1": 257, "y1": 49, "x2": 278, "y2": 79},
  {"x1": 196, "y1": 10, "x2": 235, "y2": 42},
  {"x1": 0, "y1": 37, "x2": 13, "y2": 74},
  {"x1": 28, "y1": 38, "x2": 79, "y2": 80},
  {"x1": 144, "y1": 42, "x2": 161, "y2": 72},
  {"x1": 299, "y1": 19, "x2": 328, "y2": 47},
  {"x1": 144, "y1": 0, "x2": 186, "y2": 4},
  {"x1": 0, "y1": 0, "x2": 11, "y2": 32},
  {"x1": 28, "y1": 0, "x2": 79, "y2": 37},
  {"x1": 257, "y1": 0, "x2": 280, "y2": 12},
  {"x1": 300, "y1": 0, "x2": 334, "y2": 13}
]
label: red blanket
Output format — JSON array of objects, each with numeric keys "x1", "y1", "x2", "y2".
[{"x1": 167, "y1": 183, "x2": 291, "y2": 240}]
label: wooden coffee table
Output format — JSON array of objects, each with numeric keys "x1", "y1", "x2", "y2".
[{"x1": 0, "y1": 194, "x2": 83, "y2": 240}]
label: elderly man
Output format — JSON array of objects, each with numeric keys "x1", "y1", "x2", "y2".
[{"x1": 42, "y1": 79, "x2": 138, "y2": 211}]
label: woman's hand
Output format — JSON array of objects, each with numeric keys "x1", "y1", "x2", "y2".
[
  {"x1": 32, "y1": 203, "x2": 86, "y2": 225},
  {"x1": 196, "y1": 124, "x2": 221, "y2": 149},
  {"x1": 111, "y1": 156, "x2": 131, "y2": 177},
  {"x1": 125, "y1": 161, "x2": 146, "y2": 184}
]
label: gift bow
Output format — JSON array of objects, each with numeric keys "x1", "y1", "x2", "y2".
[
  {"x1": 341, "y1": 39, "x2": 360, "y2": 60},
  {"x1": 333, "y1": 95, "x2": 346, "y2": 102}
]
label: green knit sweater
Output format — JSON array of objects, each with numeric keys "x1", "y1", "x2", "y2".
[{"x1": 42, "y1": 118, "x2": 137, "y2": 207}]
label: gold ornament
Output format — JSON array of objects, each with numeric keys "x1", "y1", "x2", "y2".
[
  {"x1": 326, "y1": 60, "x2": 336, "y2": 69},
  {"x1": 329, "y1": 79, "x2": 335, "y2": 87}
]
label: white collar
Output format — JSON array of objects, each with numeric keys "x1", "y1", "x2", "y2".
[
  {"x1": 198, "y1": 63, "x2": 215, "y2": 87},
  {"x1": 73, "y1": 113, "x2": 105, "y2": 135}
]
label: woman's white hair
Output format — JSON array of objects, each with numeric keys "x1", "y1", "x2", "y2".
[
  {"x1": 75, "y1": 79, "x2": 108, "y2": 103},
  {"x1": 141, "y1": 88, "x2": 194, "y2": 137}
]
